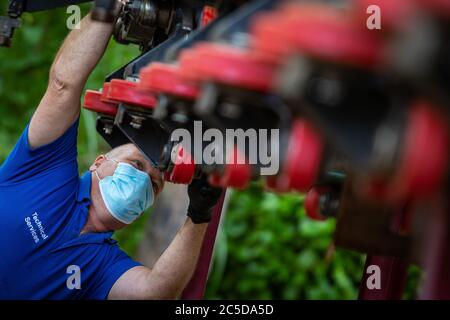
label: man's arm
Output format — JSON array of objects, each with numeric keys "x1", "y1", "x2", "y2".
[
  {"x1": 28, "y1": 14, "x2": 114, "y2": 149},
  {"x1": 108, "y1": 219, "x2": 209, "y2": 300},
  {"x1": 108, "y1": 177, "x2": 223, "y2": 300}
]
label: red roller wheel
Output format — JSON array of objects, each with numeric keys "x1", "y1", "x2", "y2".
[
  {"x1": 179, "y1": 44, "x2": 225, "y2": 81},
  {"x1": 416, "y1": 0, "x2": 450, "y2": 18},
  {"x1": 253, "y1": 4, "x2": 384, "y2": 69},
  {"x1": 305, "y1": 187, "x2": 328, "y2": 221},
  {"x1": 83, "y1": 90, "x2": 118, "y2": 116},
  {"x1": 387, "y1": 102, "x2": 449, "y2": 201},
  {"x1": 178, "y1": 47, "x2": 208, "y2": 82},
  {"x1": 364, "y1": 102, "x2": 449, "y2": 202},
  {"x1": 182, "y1": 43, "x2": 278, "y2": 92},
  {"x1": 208, "y1": 146, "x2": 252, "y2": 189},
  {"x1": 222, "y1": 147, "x2": 252, "y2": 189},
  {"x1": 208, "y1": 174, "x2": 223, "y2": 187},
  {"x1": 169, "y1": 145, "x2": 196, "y2": 184},
  {"x1": 100, "y1": 82, "x2": 119, "y2": 104},
  {"x1": 107, "y1": 79, "x2": 157, "y2": 109},
  {"x1": 139, "y1": 63, "x2": 200, "y2": 100},
  {"x1": 250, "y1": 11, "x2": 299, "y2": 61},
  {"x1": 277, "y1": 120, "x2": 324, "y2": 192}
]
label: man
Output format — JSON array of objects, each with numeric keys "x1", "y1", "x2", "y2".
[{"x1": 0, "y1": 11, "x2": 222, "y2": 300}]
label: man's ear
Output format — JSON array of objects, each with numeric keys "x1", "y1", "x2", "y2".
[{"x1": 89, "y1": 154, "x2": 106, "y2": 172}]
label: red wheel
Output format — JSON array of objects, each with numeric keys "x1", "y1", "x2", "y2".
[
  {"x1": 250, "y1": 11, "x2": 298, "y2": 61},
  {"x1": 107, "y1": 79, "x2": 157, "y2": 109},
  {"x1": 83, "y1": 90, "x2": 118, "y2": 116},
  {"x1": 182, "y1": 43, "x2": 278, "y2": 92},
  {"x1": 139, "y1": 63, "x2": 200, "y2": 100},
  {"x1": 305, "y1": 187, "x2": 328, "y2": 221},
  {"x1": 208, "y1": 174, "x2": 223, "y2": 187},
  {"x1": 416, "y1": 0, "x2": 450, "y2": 18},
  {"x1": 388, "y1": 102, "x2": 449, "y2": 201},
  {"x1": 100, "y1": 82, "x2": 119, "y2": 104},
  {"x1": 169, "y1": 145, "x2": 196, "y2": 184},
  {"x1": 179, "y1": 44, "x2": 225, "y2": 81},
  {"x1": 208, "y1": 147, "x2": 252, "y2": 189},
  {"x1": 179, "y1": 47, "x2": 207, "y2": 82},
  {"x1": 278, "y1": 120, "x2": 324, "y2": 192},
  {"x1": 252, "y1": 4, "x2": 384, "y2": 69},
  {"x1": 363, "y1": 101, "x2": 449, "y2": 202},
  {"x1": 224, "y1": 146, "x2": 252, "y2": 189}
]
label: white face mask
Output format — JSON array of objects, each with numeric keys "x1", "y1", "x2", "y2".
[{"x1": 95, "y1": 158, "x2": 154, "y2": 224}]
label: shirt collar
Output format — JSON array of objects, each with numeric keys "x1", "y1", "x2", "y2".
[
  {"x1": 75, "y1": 171, "x2": 116, "y2": 240},
  {"x1": 77, "y1": 171, "x2": 92, "y2": 203}
]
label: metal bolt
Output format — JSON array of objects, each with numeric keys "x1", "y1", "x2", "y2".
[
  {"x1": 130, "y1": 114, "x2": 146, "y2": 129},
  {"x1": 103, "y1": 124, "x2": 113, "y2": 135}
]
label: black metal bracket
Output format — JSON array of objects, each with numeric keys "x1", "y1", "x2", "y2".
[
  {"x1": 0, "y1": 15, "x2": 20, "y2": 47},
  {"x1": 106, "y1": 23, "x2": 192, "y2": 81},
  {"x1": 96, "y1": 116, "x2": 131, "y2": 148},
  {"x1": 115, "y1": 105, "x2": 170, "y2": 166}
]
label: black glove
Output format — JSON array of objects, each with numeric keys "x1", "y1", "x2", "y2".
[{"x1": 187, "y1": 175, "x2": 223, "y2": 224}]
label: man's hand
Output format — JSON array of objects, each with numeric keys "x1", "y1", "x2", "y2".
[{"x1": 187, "y1": 175, "x2": 223, "y2": 224}]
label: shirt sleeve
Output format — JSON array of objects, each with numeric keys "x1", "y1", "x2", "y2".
[
  {"x1": 0, "y1": 118, "x2": 80, "y2": 184},
  {"x1": 91, "y1": 244, "x2": 142, "y2": 300}
]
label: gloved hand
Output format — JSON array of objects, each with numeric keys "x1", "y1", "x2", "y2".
[{"x1": 187, "y1": 175, "x2": 223, "y2": 224}]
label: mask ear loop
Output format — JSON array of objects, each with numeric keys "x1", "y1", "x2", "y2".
[{"x1": 95, "y1": 170, "x2": 102, "y2": 181}]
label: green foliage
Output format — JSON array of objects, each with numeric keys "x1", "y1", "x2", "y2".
[
  {"x1": 404, "y1": 265, "x2": 422, "y2": 300},
  {"x1": 205, "y1": 183, "x2": 365, "y2": 299}
]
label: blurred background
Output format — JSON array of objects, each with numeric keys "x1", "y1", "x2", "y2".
[{"x1": 0, "y1": 1, "x2": 420, "y2": 299}]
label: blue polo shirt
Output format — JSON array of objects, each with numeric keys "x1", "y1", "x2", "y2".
[{"x1": 0, "y1": 118, "x2": 141, "y2": 299}]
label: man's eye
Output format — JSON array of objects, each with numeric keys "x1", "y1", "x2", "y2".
[{"x1": 133, "y1": 161, "x2": 144, "y2": 171}]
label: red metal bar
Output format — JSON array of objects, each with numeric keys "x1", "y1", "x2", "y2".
[
  {"x1": 419, "y1": 195, "x2": 450, "y2": 299},
  {"x1": 358, "y1": 205, "x2": 411, "y2": 300},
  {"x1": 181, "y1": 191, "x2": 227, "y2": 299},
  {"x1": 358, "y1": 255, "x2": 409, "y2": 300}
]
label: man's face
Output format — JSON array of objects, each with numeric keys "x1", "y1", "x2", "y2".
[
  {"x1": 93, "y1": 143, "x2": 165, "y2": 198},
  {"x1": 89, "y1": 144, "x2": 165, "y2": 228}
]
